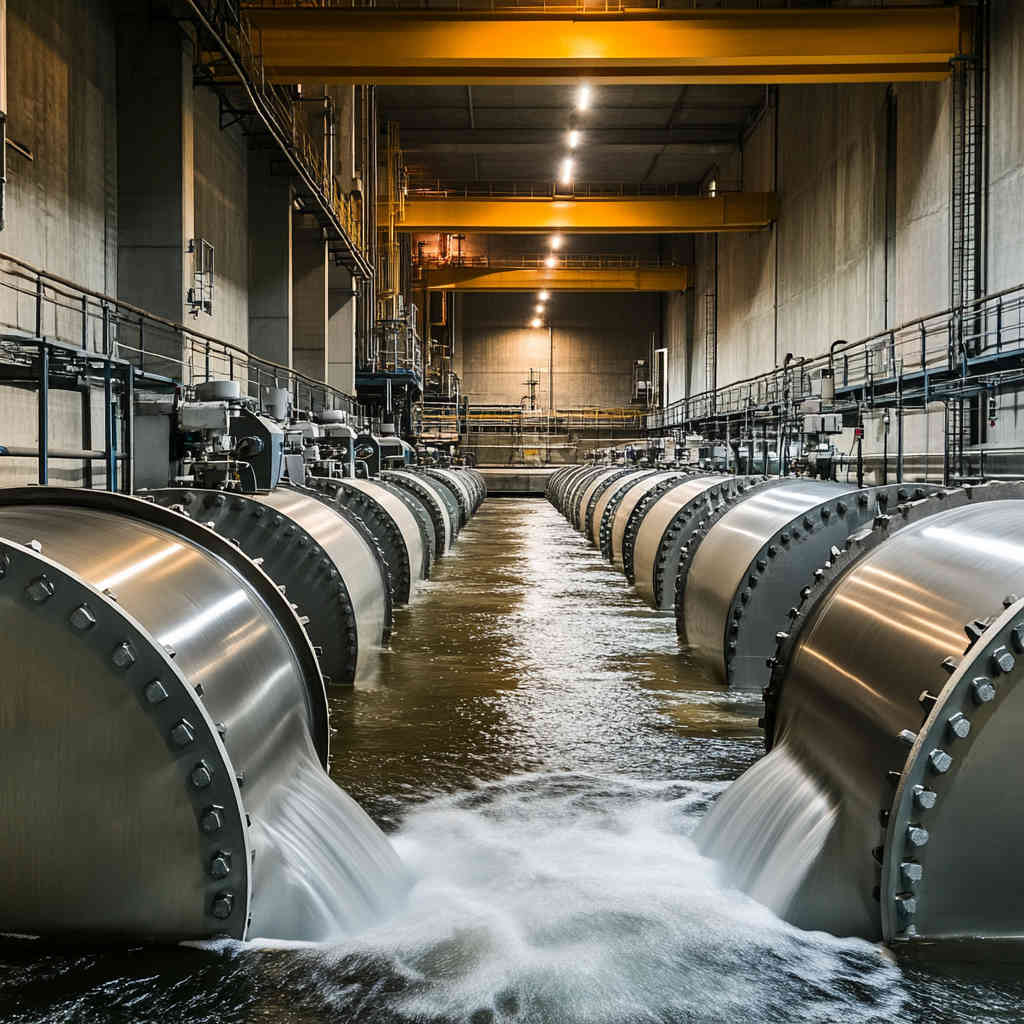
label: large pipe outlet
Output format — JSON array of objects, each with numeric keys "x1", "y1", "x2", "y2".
[
  {"x1": 574, "y1": 467, "x2": 638, "y2": 537},
  {"x1": 607, "y1": 472, "x2": 689, "y2": 569},
  {"x1": 307, "y1": 476, "x2": 427, "y2": 604},
  {"x1": 0, "y1": 488, "x2": 403, "y2": 944},
  {"x1": 699, "y1": 483, "x2": 1024, "y2": 951},
  {"x1": 683, "y1": 481, "x2": 937, "y2": 688},
  {"x1": 147, "y1": 487, "x2": 391, "y2": 685},
  {"x1": 417, "y1": 468, "x2": 473, "y2": 527},
  {"x1": 383, "y1": 470, "x2": 453, "y2": 555},
  {"x1": 593, "y1": 470, "x2": 664, "y2": 560},
  {"x1": 631, "y1": 475, "x2": 758, "y2": 611},
  {"x1": 582, "y1": 468, "x2": 650, "y2": 545}
]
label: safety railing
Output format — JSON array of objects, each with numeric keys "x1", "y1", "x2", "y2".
[
  {"x1": 406, "y1": 181, "x2": 716, "y2": 200},
  {"x1": 188, "y1": 0, "x2": 367, "y2": 272},
  {"x1": 648, "y1": 280, "x2": 1024, "y2": 432},
  {"x1": 0, "y1": 252, "x2": 361, "y2": 415},
  {"x1": 463, "y1": 405, "x2": 647, "y2": 433},
  {"x1": 242, "y1": 0, "x2": 927, "y2": 12}
]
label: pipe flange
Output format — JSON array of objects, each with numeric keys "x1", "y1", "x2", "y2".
[
  {"x1": 598, "y1": 471, "x2": 663, "y2": 561},
  {"x1": 383, "y1": 471, "x2": 449, "y2": 556},
  {"x1": 621, "y1": 474, "x2": 691, "y2": 583},
  {"x1": 150, "y1": 489, "x2": 362, "y2": 688},
  {"x1": 374, "y1": 477, "x2": 434, "y2": 576},
  {"x1": 0, "y1": 487, "x2": 330, "y2": 767},
  {"x1": 0, "y1": 537, "x2": 253, "y2": 939},
  {"x1": 305, "y1": 477, "x2": 412, "y2": 607},
  {"x1": 718, "y1": 483, "x2": 937, "y2": 687},
  {"x1": 583, "y1": 467, "x2": 641, "y2": 544},
  {"x1": 879, "y1": 595, "x2": 1024, "y2": 945},
  {"x1": 762, "y1": 482, "x2": 1024, "y2": 749},
  {"x1": 650, "y1": 478, "x2": 746, "y2": 608},
  {"x1": 419, "y1": 468, "x2": 469, "y2": 526},
  {"x1": 673, "y1": 478, "x2": 783, "y2": 642}
]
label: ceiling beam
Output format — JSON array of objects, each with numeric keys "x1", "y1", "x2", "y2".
[
  {"x1": 245, "y1": 7, "x2": 969, "y2": 85},
  {"x1": 400, "y1": 130, "x2": 740, "y2": 155},
  {"x1": 422, "y1": 265, "x2": 689, "y2": 293},
  {"x1": 399, "y1": 194, "x2": 776, "y2": 234}
]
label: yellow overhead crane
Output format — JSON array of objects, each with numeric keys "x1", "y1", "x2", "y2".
[
  {"x1": 399, "y1": 194, "x2": 776, "y2": 235},
  {"x1": 420, "y1": 265, "x2": 689, "y2": 293},
  {"x1": 244, "y1": 7, "x2": 969, "y2": 86}
]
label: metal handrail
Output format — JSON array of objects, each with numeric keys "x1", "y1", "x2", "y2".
[
  {"x1": 647, "y1": 280, "x2": 1024, "y2": 432},
  {"x1": 0, "y1": 251, "x2": 361, "y2": 415},
  {"x1": 416, "y1": 254, "x2": 681, "y2": 271}
]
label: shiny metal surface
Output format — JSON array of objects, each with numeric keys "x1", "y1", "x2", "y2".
[
  {"x1": 552, "y1": 465, "x2": 595, "y2": 514},
  {"x1": 421, "y1": 468, "x2": 472, "y2": 526},
  {"x1": 0, "y1": 489, "x2": 332, "y2": 941},
  {"x1": 609, "y1": 472, "x2": 685, "y2": 569},
  {"x1": 684, "y1": 480, "x2": 854, "y2": 684},
  {"x1": 594, "y1": 470, "x2": 661, "y2": 559},
  {"x1": 312, "y1": 477, "x2": 426, "y2": 603},
  {"x1": 148, "y1": 487, "x2": 389, "y2": 685},
  {"x1": 384, "y1": 470, "x2": 452, "y2": 554},
  {"x1": 573, "y1": 468, "x2": 624, "y2": 532},
  {"x1": 762, "y1": 494, "x2": 1024, "y2": 941},
  {"x1": 631, "y1": 476, "x2": 733, "y2": 609},
  {"x1": 408, "y1": 469, "x2": 462, "y2": 541},
  {"x1": 373, "y1": 477, "x2": 435, "y2": 575},
  {"x1": 559, "y1": 466, "x2": 601, "y2": 521}
]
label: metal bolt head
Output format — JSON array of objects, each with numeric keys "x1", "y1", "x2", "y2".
[
  {"x1": 210, "y1": 892, "x2": 234, "y2": 920},
  {"x1": 900, "y1": 862, "x2": 924, "y2": 884},
  {"x1": 209, "y1": 851, "x2": 232, "y2": 880},
  {"x1": 25, "y1": 575, "x2": 55, "y2": 603},
  {"x1": 27, "y1": 539, "x2": 42, "y2": 553},
  {"x1": 947, "y1": 712, "x2": 971, "y2": 739},
  {"x1": 144, "y1": 680, "x2": 169, "y2": 704},
  {"x1": 69, "y1": 605, "x2": 96, "y2": 631},
  {"x1": 992, "y1": 645, "x2": 1015, "y2": 675},
  {"x1": 200, "y1": 807, "x2": 224, "y2": 834},
  {"x1": 191, "y1": 761, "x2": 213, "y2": 789},
  {"x1": 1012, "y1": 624, "x2": 1024, "y2": 653},
  {"x1": 895, "y1": 893, "x2": 918, "y2": 917},
  {"x1": 971, "y1": 677, "x2": 996, "y2": 704},
  {"x1": 111, "y1": 642, "x2": 136, "y2": 670},
  {"x1": 928, "y1": 748, "x2": 953, "y2": 774},
  {"x1": 913, "y1": 785, "x2": 937, "y2": 810},
  {"x1": 906, "y1": 824, "x2": 930, "y2": 848},
  {"x1": 171, "y1": 719, "x2": 195, "y2": 747}
]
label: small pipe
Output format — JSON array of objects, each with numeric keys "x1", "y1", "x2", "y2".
[{"x1": 0, "y1": 446, "x2": 128, "y2": 460}]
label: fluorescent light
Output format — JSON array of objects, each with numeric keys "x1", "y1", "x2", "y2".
[
  {"x1": 568, "y1": 129, "x2": 581, "y2": 149},
  {"x1": 576, "y1": 84, "x2": 591, "y2": 111},
  {"x1": 531, "y1": 317, "x2": 542, "y2": 328},
  {"x1": 549, "y1": 234, "x2": 563, "y2": 250},
  {"x1": 538, "y1": 290, "x2": 550, "y2": 301},
  {"x1": 559, "y1": 158, "x2": 573, "y2": 186},
  {"x1": 544, "y1": 255, "x2": 557, "y2": 268}
]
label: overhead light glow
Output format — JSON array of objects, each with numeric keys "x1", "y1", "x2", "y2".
[
  {"x1": 550, "y1": 234, "x2": 563, "y2": 250},
  {"x1": 559, "y1": 158, "x2": 574, "y2": 186},
  {"x1": 531, "y1": 317, "x2": 542, "y2": 329},
  {"x1": 568, "y1": 129, "x2": 581, "y2": 149},
  {"x1": 544, "y1": 255, "x2": 558, "y2": 269},
  {"x1": 535, "y1": 303, "x2": 545, "y2": 313},
  {"x1": 538, "y1": 290, "x2": 550, "y2": 301},
  {"x1": 576, "y1": 84, "x2": 592, "y2": 111}
]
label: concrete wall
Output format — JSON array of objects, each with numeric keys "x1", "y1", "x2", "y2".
[
  {"x1": 456, "y1": 291, "x2": 658, "y2": 409},
  {"x1": 193, "y1": 85, "x2": 249, "y2": 347},
  {"x1": 2, "y1": 0, "x2": 116, "y2": 293}
]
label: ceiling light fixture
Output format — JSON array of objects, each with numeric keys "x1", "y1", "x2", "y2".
[
  {"x1": 568, "y1": 129, "x2": 581, "y2": 149},
  {"x1": 576, "y1": 84, "x2": 592, "y2": 112},
  {"x1": 544, "y1": 255, "x2": 557, "y2": 269},
  {"x1": 549, "y1": 234, "x2": 563, "y2": 250},
  {"x1": 538, "y1": 291, "x2": 550, "y2": 301},
  {"x1": 559, "y1": 158, "x2": 574, "y2": 186},
  {"x1": 531, "y1": 317, "x2": 542, "y2": 329},
  {"x1": 536, "y1": 303, "x2": 545, "y2": 313}
]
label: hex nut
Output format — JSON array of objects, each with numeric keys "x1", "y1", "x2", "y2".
[
  {"x1": 191, "y1": 761, "x2": 213, "y2": 789},
  {"x1": 144, "y1": 680, "x2": 169, "y2": 704},
  {"x1": 200, "y1": 807, "x2": 224, "y2": 834},
  {"x1": 69, "y1": 604, "x2": 97, "y2": 631},
  {"x1": 111, "y1": 642, "x2": 136, "y2": 670},
  {"x1": 25, "y1": 575, "x2": 55, "y2": 603},
  {"x1": 211, "y1": 892, "x2": 234, "y2": 920}
]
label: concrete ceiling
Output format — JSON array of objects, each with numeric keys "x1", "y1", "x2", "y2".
[{"x1": 378, "y1": 83, "x2": 765, "y2": 190}]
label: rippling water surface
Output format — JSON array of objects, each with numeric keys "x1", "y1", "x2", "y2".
[{"x1": 3, "y1": 499, "x2": 1024, "y2": 1023}]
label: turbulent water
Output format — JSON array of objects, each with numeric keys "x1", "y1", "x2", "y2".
[{"x1": 3, "y1": 498, "x2": 1024, "y2": 1023}]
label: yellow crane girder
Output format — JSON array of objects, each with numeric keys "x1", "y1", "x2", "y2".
[
  {"x1": 244, "y1": 7, "x2": 969, "y2": 86},
  {"x1": 399, "y1": 194, "x2": 776, "y2": 235},
  {"x1": 422, "y1": 266, "x2": 690, "y2": 293}
]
